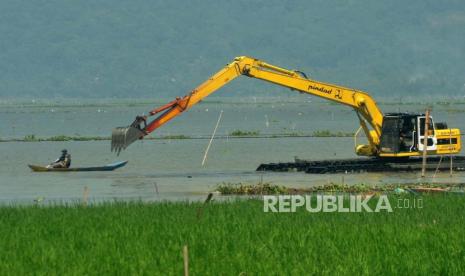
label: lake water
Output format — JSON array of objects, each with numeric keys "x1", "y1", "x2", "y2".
[{"x1": 1, "y1": 97, "x2": 464, "y2": 203}]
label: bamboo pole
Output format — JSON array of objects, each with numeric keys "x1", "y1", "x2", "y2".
[
  {"x1": 154, "y1": 182, "x2": 159, "y2": 195},
  {"x1": 202, "y1": 110, "x2": 223, "y2": 167},
  {"x1": 433, "y1": 155, "x2": 443, "y2": 178},
  {"x1": 421, "y1": 109, "x2": 430, "y2": 178},
  {"x1": 183, "y1": 245, "x2": 189, "y2": 276},
  {"x1": 450, "y1": 129, "x2": 453, "y2": 177}
]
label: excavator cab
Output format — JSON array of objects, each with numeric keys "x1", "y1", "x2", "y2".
[{"x1": 379, "y1": 113, "x2": 460, "y2": 157}]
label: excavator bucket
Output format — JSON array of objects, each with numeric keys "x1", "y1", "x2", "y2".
[{"x1": 111, "y1": 126, "x2": 145, "y2": 155}]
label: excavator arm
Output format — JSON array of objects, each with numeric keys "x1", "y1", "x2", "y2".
[{"x1": 111, "y1": 56, "x2": 384, "y2": 155}]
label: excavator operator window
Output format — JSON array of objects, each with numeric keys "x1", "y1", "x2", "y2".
[
  {"x1": 399, "y1": 117, "x2": 416, "y2": 152},
  {"x1": 380, "y1": 114, "x2": 417, "y2": 153}
]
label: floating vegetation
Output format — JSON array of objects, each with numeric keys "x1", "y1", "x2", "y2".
[
  {"x1": 23, "y1": 134, "x2": 38, "y2": 142},
  {"x1": 216, "y1": 182, "x2": 288, "y2": 195},
  {"x1": 1, "y1": 134, "x2": 192, "y2": 142},
  {"x1": 2, "y1": 131, "x2": 364, "y2": 143},
  {"x1": 443, "y1": 108, "x2": 465, "y2": 114},
  {"x1": 47, "y1": 135, "x2": 109, "y2": 141},
  {"x1": 312, "y1": 130, "x2": 354, "y2": 137},
  {"x1": 159, "y1": 134, "x2": 191, "y2": 139},
  {"x1": 286, "y1": 132, "x2": 303, "y2": 137},
  {"x1": 216, "y1": 182, "x2": 465, "y2": 195},
  {"x1": 229, "y1": 129, "x2": 260, "y2": 136},
  {"x1": 5, "y1": 135, "x2": 110, "y2": 142}
]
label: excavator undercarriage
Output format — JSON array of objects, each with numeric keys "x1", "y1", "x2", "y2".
[{"x1": 257, "y1": 156, "x2": 465, "y2": 174}]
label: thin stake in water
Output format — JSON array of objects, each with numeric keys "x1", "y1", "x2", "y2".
[
  {"x1": 450, "y1": 129, "x2": 453, "y2": 177},
  {"x1": 201, "y1": 110, "x2": 223, "y2": 167},
  {"x1": 433, "y1": 155, "x2": 443, "y2": 178},
  {"x1": 154, "y1": 182, "x2": 159, "y2": 195},
  {"x1": 421, "y1": 109, "x2": 430, "y2": 178}
]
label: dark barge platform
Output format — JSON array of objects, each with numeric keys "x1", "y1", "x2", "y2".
[{"x1": 256, "y1": 156, "x2": 465, "y2": 174}]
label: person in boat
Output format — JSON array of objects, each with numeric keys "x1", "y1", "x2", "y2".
[{"x1": 47, "y1": 149, "x2": 71, "y2": 168}]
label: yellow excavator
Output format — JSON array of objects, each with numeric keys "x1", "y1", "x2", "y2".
[{"x1": 111, "y1": 56, "x2": 461, "y2": 159}]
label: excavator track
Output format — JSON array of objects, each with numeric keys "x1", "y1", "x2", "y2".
[{"x1": 256, "y1": 156, "x2": 465, "y2": 174}]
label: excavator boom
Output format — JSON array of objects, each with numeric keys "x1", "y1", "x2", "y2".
[{"x1": 111, "y1": 56, "x2": 383, "y2": 153}]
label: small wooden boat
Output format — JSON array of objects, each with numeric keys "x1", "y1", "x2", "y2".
[{"x1": 28, "y1": 161, "x2": 128, "y2": 172}]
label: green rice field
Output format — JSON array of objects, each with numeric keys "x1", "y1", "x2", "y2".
[{"x1": 1, "y1": 194, "x2": 464, "y2": 275}]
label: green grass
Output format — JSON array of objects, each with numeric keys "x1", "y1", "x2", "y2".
[{"x1": 1, "y1": 196, "x2": 464, "y2": 274}]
